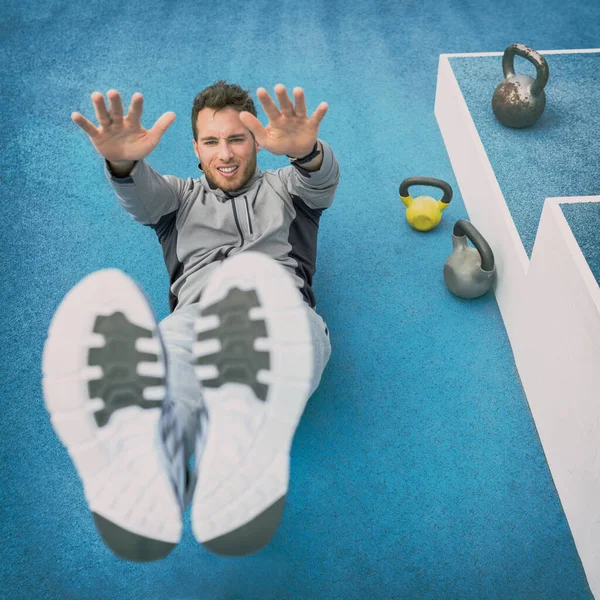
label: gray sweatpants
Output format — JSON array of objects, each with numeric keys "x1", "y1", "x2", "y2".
[{"x1": 159, "y1": 299, "x2": 332, "y2": 463}]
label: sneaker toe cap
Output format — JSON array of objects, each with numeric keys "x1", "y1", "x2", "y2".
[
  {"x1": 201, "y1": 495, "x2": 286, "y2": 556},
  {"x1": 93, "y1": 513, "x2": 178, "y2": 562}
]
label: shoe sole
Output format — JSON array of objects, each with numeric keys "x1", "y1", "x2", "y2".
[
  {"x1": 191, "y1": 252, "x2": 314, "y2": 555},
  {"x1": 42, "y1": 269, "x2": 183, "y2": 562}
]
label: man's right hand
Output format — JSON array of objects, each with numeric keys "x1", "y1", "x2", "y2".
[{"x1": 71, "y1": 90, "x2": 176, "y2": 175}]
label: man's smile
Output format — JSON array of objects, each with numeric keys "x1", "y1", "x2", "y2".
[{"x1": 216, "y1": 165, "x2": 239, "y2": 177}]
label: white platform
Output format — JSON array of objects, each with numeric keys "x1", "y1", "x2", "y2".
[{"x1": 435, "y1": 51, "x2": 600, "y2": 598}]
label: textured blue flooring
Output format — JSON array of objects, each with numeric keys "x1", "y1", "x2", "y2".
[
  {"x1": 2, "y1": 0, "x2": 599, "y2": 599},
  {"x1": 562, "y1": 202, "x2": 600, "y2": 284},
  {"x1": 450, "y1": 51, "x2": 600, "y2": 258}
]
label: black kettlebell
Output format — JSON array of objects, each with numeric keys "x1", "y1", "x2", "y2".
[
  {"x1": 492, "y1": 43, "x2": 549, "y2": 128},
  {"x1": 444, "y1": 220, "x2": 495, "y2": 299}
]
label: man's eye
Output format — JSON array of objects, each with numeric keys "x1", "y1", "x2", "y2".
[
  {"x1": 230, "y1": 138, "x2": 244, "y2": 143},
  {"x1": 204, "y1": 141, "x2": 216, "y2": 145}
]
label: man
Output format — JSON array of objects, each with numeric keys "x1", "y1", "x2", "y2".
[{"x1": 42, "y1": 81, "x2": 340, "y2": 562}]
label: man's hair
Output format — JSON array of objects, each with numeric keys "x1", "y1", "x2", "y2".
[{"x1": 191, "y1": 80, "x2": 257, "y2": 140}]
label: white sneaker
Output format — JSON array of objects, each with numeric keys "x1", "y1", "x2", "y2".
[
  {"x1": 192, "y1": 252, "x2": 314, "y2": 555},
  {"x1": 42, "y1": 269, "x2": 186, "y2": 562}
]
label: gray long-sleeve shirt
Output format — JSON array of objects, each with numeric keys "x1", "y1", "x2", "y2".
[{"x1": 105, "y1": 140, "x2": 340, "y2": 312}]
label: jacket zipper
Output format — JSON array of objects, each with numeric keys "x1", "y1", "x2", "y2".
[
  {"x1": 244, "y1": 196, "x2": 253, "y2": 234},
  {"x1": 226, "y1": 194, "x2": 254, "y2": 258},
  {"x1": 230, "y1": 198, "x2": 244, "y2": 250}
]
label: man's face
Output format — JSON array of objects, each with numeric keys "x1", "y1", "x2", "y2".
[{"x1": 193, "y1": 107, "x2": 260, "y2": 192}]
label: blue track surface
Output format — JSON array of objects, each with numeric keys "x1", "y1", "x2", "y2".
[
  {"x1": 2, "y1": 1, "x2": 599, "y2": 598},
  {"x1": 451, "y1": 52, "x2": 600, "y2": 258},
  {"x1": 562, "y1": 202, "x2": 600, "y2": 284}
]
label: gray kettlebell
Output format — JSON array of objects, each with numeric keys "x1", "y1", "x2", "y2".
[
  {"x1": 492, "y1": 43, "x2": 549, "y2": 128},
  {"x1": 444, "y1": 220, "x2": 495, "y2": 299}
]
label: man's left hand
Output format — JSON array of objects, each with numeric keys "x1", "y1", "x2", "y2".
[{"x1": 239, "y1": 84, "x2": 328, "y2": 158}]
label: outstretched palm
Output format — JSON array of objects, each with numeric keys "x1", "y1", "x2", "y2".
[
  {"x1": 239, "y1": 84, "x2": 328, "y2": 158},
  {"x1": 71, "y1": 90, "x2": 176, "y2": 163}
]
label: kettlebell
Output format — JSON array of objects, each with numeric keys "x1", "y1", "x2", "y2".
[
  {"x1": 492, "y1": 43, "x2": 549, "y2": 128},
  {"x1": 444, "y1": 219, "x2": 495, "y2": 299},
  {"x1": 399, "y1": 177, "x2": 452, "y2": 232}
]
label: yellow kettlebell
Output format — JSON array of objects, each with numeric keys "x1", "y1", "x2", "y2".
[{"x1": 399, "y1": 177, "x2": 453, "y2": 232}]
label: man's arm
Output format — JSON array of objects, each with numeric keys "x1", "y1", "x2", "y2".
[
  {"x1": 239, "y1": 85, "x2": 333, "y2": 173},
  {"x1": 71, "y1": 89, "x2": 181, "y2": 221},
  {"x1": 105, "y1": 158, "x2": 187, "y2": 225},
  {"x1": 238, "y1": 84, "x2": 339, "y2": 209},
  {"x1": 279, "y1": 139, "x2": 340, "y2": 210}
]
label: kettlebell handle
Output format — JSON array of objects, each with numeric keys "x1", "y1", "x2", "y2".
[
  {"x1": 398, "y1": 177, "x2": 453, "y2": 205},
  {"x1": 502, "y1": 43, "x2": 549, "y2": 96},
  {"x1": 453, "y1": 219, "x2": 495, "y2": 272}
]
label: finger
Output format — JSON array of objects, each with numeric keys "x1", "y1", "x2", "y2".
[
  {"x1": 293, "y1": 87, "x2": 307, "y2": 118},
  {"x1": 274, "y1": 83, "x2": 294, "y2": 117},
  {"x1": 148, "y1": 111, "x2": 176, "y2": 141},
  {"x1": 91, "y1": 91, "x2": 111, "y2": 127},
  {"x1": 71, "y1": 112, "x2": 99, "y2": 138},
  {"x1": 107, "y1": 89, "x2": 124, "y2": 124},
  {"x1": 127, "y1": 93, "x2": 144, "y2": 128},
  {"x1": 256, "y1": 87, "x2": 281, "y2": 122},
  {"x1": 239, "y1": 111, "x2": 267, "y2": 146},
  {"x1": 310, "y1": 102, "x2": 329, "y2": 128}
]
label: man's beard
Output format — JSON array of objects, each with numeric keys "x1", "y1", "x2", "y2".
[{"x1": 204, "y1": 151, "x2": 257, "y2": 193}]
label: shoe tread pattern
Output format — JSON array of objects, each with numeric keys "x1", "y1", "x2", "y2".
[
  {"x1": 196, "y1": 288, "x2": 270, "y2": 402},
  {"x1": 88, "y1": 312, "x2": 162, "y2": 427}
]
